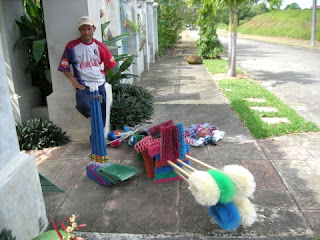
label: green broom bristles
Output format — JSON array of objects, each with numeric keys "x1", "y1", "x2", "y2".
[{"x1": 207, "y1": 169, "x2": 236, "y2": 204}]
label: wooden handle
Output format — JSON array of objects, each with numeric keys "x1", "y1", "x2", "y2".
[
  {"x1": 167, "y1": 160, "x2": 190, "y2": 177},
  {"x1": 186, "y1": 156, "x2": 216, "y2": 170},
  {"x1": 177, "y1": 159, "x2": 196, "y2": 172},
  {"x1": 173, "y1": 169, "x2": 189, "y2": 183}
]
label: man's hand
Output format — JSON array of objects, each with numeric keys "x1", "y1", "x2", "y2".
[{"x1": 63, "y1": 72, "x2": 86, "y2": 91}]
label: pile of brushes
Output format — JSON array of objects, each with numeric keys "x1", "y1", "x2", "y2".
[
  {"x1": 133, "y1": 120, "x2": 191, "y2": 183},
  {"x1": 170, "y1": 155, "x2": 257, "y2": 231}
]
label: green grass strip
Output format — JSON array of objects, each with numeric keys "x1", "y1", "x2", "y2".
[{"x1": 203, "y1": 59, "x2": 319, "y2": 138}]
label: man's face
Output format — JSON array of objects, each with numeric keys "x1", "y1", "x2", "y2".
[{"x1": 79, "y1": 25, "x2": 96, "y2": 43}]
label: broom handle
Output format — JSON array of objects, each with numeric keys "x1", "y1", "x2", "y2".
[
  {"x1": 106, "y1": 127, "x2": 142, "y2": 145},
  {"x1": 186, "y1": 156, "x2": 216, "y2": 170},
  {"x1": 173, "y1": 169, "x2": 189, "y2": 183},
  {"x1": 167, "y1": 160, "x2": 190, "y2": 177},
  {"x1": 177, "y1": 159, "x2": 196, "y2": 172}
]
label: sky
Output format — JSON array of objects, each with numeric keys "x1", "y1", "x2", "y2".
[{"x1": 280, "y1": 0, "x2": 320, "y2": 9}]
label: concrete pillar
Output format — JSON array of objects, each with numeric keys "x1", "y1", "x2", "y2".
[
  {"x1": 0, "y1": 0, "x2": 41, "y2": 124},
  {"x1": 0, "y1": 28, "x2": 48, "y2": 240},
  {"x1": 153, "y1": 2, "x2": 159, "y2": 57},
  {"x1": 138, "y1": 0, "x2": 150, "y2": 71},
  {"x1": 42, "y1": 0, "x2": 112, "y2": 141},
  {"x1": 126, "y1": 0, "x2": 141, "y2": 82},
  {"x1": 104, "y1": 0, "x2": 122, "y2": 55},
  {"x1": 136, "y1": 1, "x2": 145, "y2": 74},
  {"x1": 146, "y1": 0, "x2": 155, "y2": 63}
]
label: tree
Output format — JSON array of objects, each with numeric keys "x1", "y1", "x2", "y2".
[
  {"x1": 284, "y1": 3, "x2": 301, "y2": 10},
  {"x1": 202, "y1": 0, "x2": 282, "y2": 76},
  {"x1": 311, "y1": 0, "x2": 317, "y2": 46}
]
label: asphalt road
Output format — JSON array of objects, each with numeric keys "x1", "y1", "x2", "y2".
[{"x1": 217, "y1": 35, "x2": 320, "y2": 127}]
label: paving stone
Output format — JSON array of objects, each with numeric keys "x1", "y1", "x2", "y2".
[
  {"x1": 306, "y1": 159, "x2": 320, "y2": 174},
  {"x1": 93, "y1": 189, "x2": 179, "y2": 234},
  {"x1": 37, "y1": 159, "x2": 67, "y2": 181},
  {"x1": 302, "y1": 210, "x2": 320, "y2": 234},
  {"x1": 24, "y1": 142, "x2": 70, "y2": 165},
  {"x1": 54, "y1": 172, "x2": 111, "y2": 230},
  {"x1": 245, "y1": 98, "x2": 267, "y2": 103},
  {"x1": 241, "y1": 160, "x2": 286, "y2": 190},
  {"x1": 300, "y1": 141, "x2": 320, "y2": 159},
  {"x1": 250, "y1": 106, "x2": 278, "y2": 112},
  {"x1": 207, "y1": 141, "x2": 267, "y2": 161},
  {"x1": 59, "y1": 143, "x2": 91, "y2": 159},
  {"x1": 252, "y1": 190, "x2": 313, "y2": 236},
  {"x1": 258, "y1": 139, "x2": 314, "y2": 160},
  {"x1": 271, "y1": 160, "x2": 320, "y2": 191},
  {"x1": 261, "y1": 117, "x2": 291, "y2": 124},
  {"x1": 290, "y1": 190, "x2": 320, "y2": 210},
  {"x1": 52, "y1": 158, "x2": 90, "y2": 191}
]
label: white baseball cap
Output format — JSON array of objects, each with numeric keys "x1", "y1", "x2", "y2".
[{"x1": 78, "y1": 16, "x2": 94, "y2": 28}]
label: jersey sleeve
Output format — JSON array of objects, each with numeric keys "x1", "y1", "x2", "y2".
[
  {"x1": 58, "y1": 45, "x2": 71, "y2": 72},
  {"x1": 99, "y1": 43, "x2": 117, "y2": 70}
]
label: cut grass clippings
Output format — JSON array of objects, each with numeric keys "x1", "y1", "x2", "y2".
[{"x1": 204, "y1": 59, "x2": 320, "y2": 139}]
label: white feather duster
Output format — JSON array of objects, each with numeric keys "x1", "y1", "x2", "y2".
[
  {"x1": 233, "y1": 197, "x2": 257, "y2": 227},
  {"x1": 222, "y1": 164, "x2": 256, "y2": 198},
  {"x1": 188, "y1": 171, "x2": 220, "y2": 206}
]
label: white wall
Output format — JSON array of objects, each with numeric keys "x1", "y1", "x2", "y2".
[
  {"x1": 0, "y1": 0, "x2": 41, "y2": 124},
  {"x1": 0, "y1": 22, "x2": 48, "y2": 240}
]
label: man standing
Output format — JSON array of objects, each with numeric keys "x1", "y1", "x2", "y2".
[{"x1": 58, "y1": 16, "x2": 116, "y2": 127}]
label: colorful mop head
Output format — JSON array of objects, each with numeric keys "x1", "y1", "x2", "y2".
[
  {"x1": 233, "y1": 197, "x2": 257, "y2": 227},
  {"x1": 188, "y1": 171, "x2": 220, "y2": 206},
  {"x1": 160, "y1": 125, "x2": 180, "y2": 164},
  {"x1": 208, "y1": 202, "x2": 241, "y2": 231},
  {"x1": 148, "y1": 120, "x2": 174, "y2": 137},
  {"x1": 207, "y1": 169, "x2": 236, "y2": 204},
  {"x1": 222, "y1": 165, "x2": 256, "y2": 198}
]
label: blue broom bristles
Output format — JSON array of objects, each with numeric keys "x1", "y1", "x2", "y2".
[
  {"x1": 208, "y1": 202, "x2": 241, "y2": 231},
  {"x1": 177, "y1": 123, "x2": 186, "y2": 159}
]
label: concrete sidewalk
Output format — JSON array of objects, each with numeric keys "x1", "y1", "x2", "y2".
[{"x1": 34, "y1": 31, "x2": 320, "y2": 239}]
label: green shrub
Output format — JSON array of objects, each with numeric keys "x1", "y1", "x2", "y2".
[
  {"x1": 16, "y1": 118, "x2": 69, "y2": 151},
  {"x1": 0, "y1": 228, "x2": 16, "y2": 240},
  {"x1": 196, "y1": 3, "x2": 225, "y2": 59},
  {"x1": 110, "y1": 84, "x2": 154, "y2": 130}
]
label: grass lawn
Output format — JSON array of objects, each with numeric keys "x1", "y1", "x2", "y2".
[{"x1": 203, "y1": 59, "x2": 319, "y2": 139}]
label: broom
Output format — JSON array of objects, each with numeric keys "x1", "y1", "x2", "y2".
[
  {"x1": 106, "y1": 126, "x2": 143, "y2": 147},
  {"x1": 186, "y1": 156, "x2": 256, "y2": 199}
]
